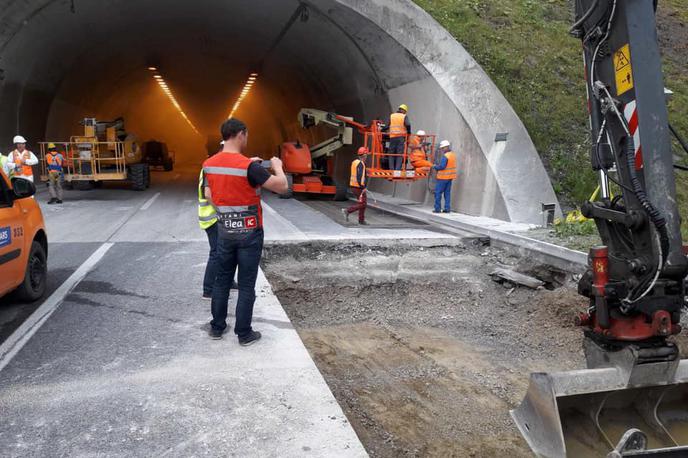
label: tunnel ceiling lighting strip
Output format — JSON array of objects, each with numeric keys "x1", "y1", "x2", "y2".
[
  {"x1": 228, "y1": 73, "x2": 258, "y2": 119},
  {"x1": 148, "y1": 68, "x2": 201, "y2": 136}
]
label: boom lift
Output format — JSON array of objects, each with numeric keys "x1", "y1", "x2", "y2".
[
  {"x1": 280, "y1": 108, "x2": 436, "y2": 197},
  {"x1": 512, "y1": 1, "x2": 688, "y2": 456}
]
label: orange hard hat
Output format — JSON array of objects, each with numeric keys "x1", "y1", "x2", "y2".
[{"x1": 357, "y1": 147, "x2": 369, "y2": 156}]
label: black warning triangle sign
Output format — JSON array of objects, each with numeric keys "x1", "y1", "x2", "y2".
[{"x1": 615, "y1": 49, "x2": 630, "y2": 70}]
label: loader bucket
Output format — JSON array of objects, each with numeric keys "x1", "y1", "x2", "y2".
[{"x1": 511, "y1": 359, "x2": 688, "y2": 457}]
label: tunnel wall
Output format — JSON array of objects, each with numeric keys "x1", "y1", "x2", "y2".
[{"x1": 0, "y1": 0, "x2": 560, "y2": 224}]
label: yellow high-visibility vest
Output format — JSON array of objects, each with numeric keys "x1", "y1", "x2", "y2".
[{"x1": 198, "y1": 170, "x2": 217, "y2": 230}]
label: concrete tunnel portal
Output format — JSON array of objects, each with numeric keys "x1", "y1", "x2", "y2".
[{"x1": 0, "y1": 0, "x2": 559, "y2": 224}]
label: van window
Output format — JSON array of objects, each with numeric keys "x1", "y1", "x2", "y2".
[{"x1": 0, "y1": 177, "x2": 12, "y2": 208}]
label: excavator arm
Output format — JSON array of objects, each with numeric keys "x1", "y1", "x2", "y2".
[{"x1": 512, "y1": 1, "x2": 688, "y2": 455}]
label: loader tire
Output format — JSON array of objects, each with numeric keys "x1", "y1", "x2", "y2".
[
  {"x1": 163, "y1": 159, "x2": 173, "y2": 172},
  {"x1": 129, "y1": 164, "x2": 147, "y2": 191},
  {"x1": 334, "y1": 181, "x2": 348, "y2": 201},
  {"x1": 73, "y1": 180, "x2": 94, "y2": 191},
  {"x1": 144, "y1": 165, "x2": 151, "y2": 188}
]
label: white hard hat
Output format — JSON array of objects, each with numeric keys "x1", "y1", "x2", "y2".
[
  {"x1": 13, "y1": 135, "x2": 27, "y2": 144},
  {"x1": 439, "y1": 140, "x2": 451, "y2": 148},
  {"x1": 416, "y1": 130, "x2": 426, "y2": 136}
]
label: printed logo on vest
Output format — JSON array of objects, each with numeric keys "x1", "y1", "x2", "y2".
[{"x1": 244, "y1": 216, "x2": 257, "y2": 229}]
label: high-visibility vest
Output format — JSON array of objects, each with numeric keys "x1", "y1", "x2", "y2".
[
  {"x1": 436, "y1": 151, "x2": 457, "y2": 180},
  {"x1": 10, "y1": 150, "x2": 33, "y2": 177},
  {"x1": 350, "y1": 159, "x2": 367, "y2": 188},
  {"x1": 389, "y1": 113, "x2": 407, "y2": 138},
  {"x1": 198, "y1": 170, "x2": 217, "y2": 230},
  {"x1": 46, "y1": 153, "x2": 64, "y2": 172},
  {"x1": 203, "y1": 153, "x2": 262, "y2": 237},
  {"x1": 0, "y1": 156, "x2": 8, "y2": 176}
]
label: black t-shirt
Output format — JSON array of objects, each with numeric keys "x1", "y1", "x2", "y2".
[{"x1": 247, "y1": 162, "x2": 271, "y2": 188}]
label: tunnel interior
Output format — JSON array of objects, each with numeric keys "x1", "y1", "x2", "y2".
[
  {"x1": 0, "y1": 0, "x2": 431, "y2": 170},
  {"x1": 0, "y1": 0, "x2": 559, "y2": 223}
]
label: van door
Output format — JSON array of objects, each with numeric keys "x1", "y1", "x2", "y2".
[{"x1": 0, "y1": 175, "x2": 25, "y2": 296}]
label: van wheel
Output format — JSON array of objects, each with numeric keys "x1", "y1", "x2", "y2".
[{"x1": 15, "y1": 241, "x2": 47, "y2": 302}]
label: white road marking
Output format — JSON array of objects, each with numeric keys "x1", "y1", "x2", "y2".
[
  {"x1": 0, "y1": 242, "x2": 114, "y2": 373},
  {"x1": 261, "y1": 201, "x2": 308, "y2": 240},
  {"x1": 140, "y1": 192, "x2": 161, "y2": 211}
]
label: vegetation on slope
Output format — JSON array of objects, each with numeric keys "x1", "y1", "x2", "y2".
[{"x1": 415, "y1": 0, "x2": 688, "y2": 233}]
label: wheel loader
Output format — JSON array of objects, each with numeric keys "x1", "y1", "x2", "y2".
[
  {"x1": 39, "y1": 117, "x2": 150, "y2": 191},
  {"x1": 511, "y1": 1, "x2": 688, "y2": 456}
]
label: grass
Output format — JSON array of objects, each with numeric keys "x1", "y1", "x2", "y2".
[{"x1": 414, "y1": 0, "x2": 688, "y2": 236}]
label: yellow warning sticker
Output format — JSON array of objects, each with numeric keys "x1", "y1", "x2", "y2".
[{"x1": 614, "y1": 43, "x2": 634, "y2": 96}]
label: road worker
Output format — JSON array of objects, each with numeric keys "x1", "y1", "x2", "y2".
[
  {"x1": 46, "y1": 143, "x2": 65, "y2": 204},
  {"x1": 408, "y1": 130, "x2": 433, "y2": 173},
  {"x1": 0, "y1": 154, "x2": 15, "y2": 178},
  {"x1": 342, "y1": 147, "x2": 369, "y2": 225},
  {"x1": 202, "y1": 118, "x2": 288, "y2": 343},
  {"x1": 7, "y1": 135, "x2": 38, "y2": 182},
  {"x1": 433, "y1": 140, "x2": 457, "y2": 213},
  {"x1": 387, "y1": 104, "x2": 411, "y2": 171}
]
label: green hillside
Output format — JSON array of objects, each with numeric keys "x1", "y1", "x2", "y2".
[{"x1": 416, "y1": 0, "x2": 688, "y2": 232}]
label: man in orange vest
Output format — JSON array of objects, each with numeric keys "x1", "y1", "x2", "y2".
[
  {"x1": 46, "y1": 143, "x2": 65, "y2": 204},
  {"x1": 7, "y1": 135, "x2": 38, "y2": 182},
  {"x1": 409, "y1": 130, "x2": 433, "y2": 173},
  {"x1": 387, "y1": 104, "x2": 411, "y2": 171},
  {"x1": 203, "y1": 118, "x2": 288, "y2": 342},
  {"x1": 433, "y1": 140, "x2": 457, "y2": 213},
  {"x1": 342, "y1": 147, "x2": 369, "y2": 225}
]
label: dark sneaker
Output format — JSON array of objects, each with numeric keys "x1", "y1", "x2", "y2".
[
  {"x1": 432, "y1": 210, "x2": 441, "y2": 213},
  {"x1": 208, "y1": 327, "x2": 224, "y2": 339},
  {"x1": 359, "y1": 221, "x2": 369, "y2": 226},
  {"x1": 239, "y1": 331, "x2": 262, "y2": 346},
  {"x1": 47, "y1": 198, "x2": 56, "y2": 205},
  {"x1": 442, "y1": 209, "x2": 451, "y2": 213},
  {"x1": 341, "y1": 208, "x2": 349, "y2": 222},
  {"x1": 56, "y1": 200, "x2": 63, "y2": 204}
]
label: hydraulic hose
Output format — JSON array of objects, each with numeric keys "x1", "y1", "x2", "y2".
[{"x1": 624, "y1": 135, "x2": 670, "y2": 266}]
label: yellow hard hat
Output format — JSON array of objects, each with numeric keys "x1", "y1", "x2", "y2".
[
  {"x1": 398, "y1": 104, "x2": 409, "y2": 112},
  {"x1": 47, "y1": 143, "x2": 57, "y2": 149}
]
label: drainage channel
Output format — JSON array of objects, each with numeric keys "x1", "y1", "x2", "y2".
[{"x1": 260, "y1": 239, "x2": 594, "y2": 457}]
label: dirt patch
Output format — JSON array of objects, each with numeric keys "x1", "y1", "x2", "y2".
[{"x1": 262, "y1": 241, "x2": 588, "y2": 457}]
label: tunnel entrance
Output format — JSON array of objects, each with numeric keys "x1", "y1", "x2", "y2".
[{"x1": 0, "y1": 0, "x2": 559, "y2": 223}]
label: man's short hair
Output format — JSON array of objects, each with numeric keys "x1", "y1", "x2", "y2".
[{"x1": 221, "y1": 118, "x2": 247, "y2": 141}]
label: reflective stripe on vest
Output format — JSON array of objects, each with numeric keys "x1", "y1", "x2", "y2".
[
  {"x1": 202, "y1": 153, "x2": 263, "y2": 235},
  {"x1": 198, "y1": 170, "x2": 217, "y2": 230},
  {"x1": 350, "y1": 159, "x2": 366, "y2": 188},
  {"x1": 436, "y1": 151, "x2": 457, "y2": 180},
  {"x1": 389, "y1": 113, "x2": 407, "y2": 138},
  {"x1": 11, "y1": 151, "x2": 33, "y2": 177}
]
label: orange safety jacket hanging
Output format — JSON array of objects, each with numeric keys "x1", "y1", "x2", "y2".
[
  {"x1": 11, "y1": 150, "x2": 33, "y2": 177},
  {"x1": 350, "y1": 159, "x2": 367, "y2": 188},
  {"x1": 389, "y1": 113, "x2": 408, "y2": 138},
  {"x1": 203, "y1": 153, "x2": 262, "y2": 239},
  {"x1": 436, "y1": 151, "x2": 457, "y2": 180}
]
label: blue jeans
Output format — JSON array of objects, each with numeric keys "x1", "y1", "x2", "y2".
[
  {"x1": 203, "y1": 223, "x2": 219, "y2": 296},
  {"x1": 434, "y1": 179, "x2": 452, "y2": 212},
  {"x1": 210, "y1": 229, "x2": 264, "y2": 338}
]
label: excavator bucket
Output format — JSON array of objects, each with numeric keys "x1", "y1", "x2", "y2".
[{"x1": 511, "y1": 342, "x2": 688, "y2": 457}]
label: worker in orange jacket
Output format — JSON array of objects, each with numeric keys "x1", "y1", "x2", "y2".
[
  {"x1": 7, "y1": 135, "x2": 38, "y2": 182},
  {"x1": 46, "y1": 143, "x2": 65, "y2": 204},
  {"x1": 387, "y1": 104, "x2": 411, "y2": 171},
  {"x1": 342, "y1": 147, "x2": 369, "y2": 225},
  {"x1": 433, "y1": 140, "x2": 457, "y2": 213},
  {"x1": 408, "y1": 130, "x2": 433, "y2": 173}
]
